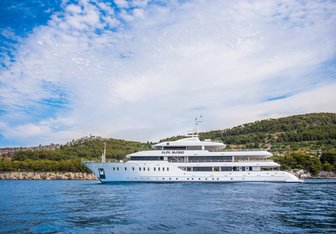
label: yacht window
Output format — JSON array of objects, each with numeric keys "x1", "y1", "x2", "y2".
[
  {"x1": 233, "y1": 167, "x2": 239, "y2": 171},
  {"x1": 213, "y1": 167, "x2": 220, "y2": 172},
  {"x1": 193, "y1": 167, "x2": 212, "y2": 171},
  {"x1": 168, "y1": 157, "x2": 184, "y2": 163},
  {"x1": 143, "y1": 167, "x2": 146, "y2": 171},
  {"x1": 204, "y1": 146, "x2": 224, "y2": 152},
  {"x1": 158, "y1": 167, "x2": 160, "y2": 171},
  {"x1": 132, "y1": 167, "x2": 134, "y2": 171},
  {"x1": 187, "y1": 146, "x2": 202, "y2": 150},
  {"x1": 113, "y1": 167, "x2": 115, "y2": 170},
  {"x1": 147, "y1": 167, "x2": 150, "y2": 171},
  {"x1": 139, "y1": 167, "x2": 141, "y2": 171},
  {"x1": 117, "y1": 167, "x2": 119, "y2": 170},
  {"x1": 162, "y1": 167, "x2": 165, "y2": 171},
  {"x1": 163, "y1": 146, "x2": 186, "y2": 150},
  {"x1": 125, "y1": 167, "x2": 127, "y2": 171},
  {"x1": 221, "y1": 167, "x2": 233, "y2": 171},
  {"x1": 249, "y1": 167, "x2": 253, "y2": 171},
  {"x1": 154, "y1": 167, "x2": 156, "y2": 171},
  {"x1": 167, "y1": 167, "x2": 169, "y2": 171},
  {"x1": 188, "y1": 156, "x2": 232, "y2": 162},
  {"x1": 130, "y1": 156, "x2": 161, "y2": 161}
]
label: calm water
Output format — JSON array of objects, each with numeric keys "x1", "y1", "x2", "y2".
[{"x1": 0, "y1": 179, "x2": 335, "y2": 233}]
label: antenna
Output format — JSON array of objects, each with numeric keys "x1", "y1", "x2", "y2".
[
  {"x1": 101, "y1": 142, "x2": 106, "y2": 163},
  {"x1": 193, "y1": 115, "x2": 203, "y2": 136}
]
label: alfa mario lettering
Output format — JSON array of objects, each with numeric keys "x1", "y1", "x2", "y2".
[{"x1": 161, "y1": 151, "x2": 185, "y2": 154}]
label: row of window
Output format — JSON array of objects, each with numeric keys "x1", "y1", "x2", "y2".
[
  {"x1": 127, "y1": 176, "x2": 277, "y2": 181},
  {"x1": 179, "y1": 166, "x2": 255, "y2": 172},
  {"x1": 112, "y1": 167, "x2": 170, "y2": 172}
]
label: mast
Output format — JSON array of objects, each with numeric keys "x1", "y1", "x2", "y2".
[
  {"x1": 193, "y1": 115, "x2": 203, "y2": 137},
  {"x1": 102, "y1": 141, "x2": 106, "y2": 163}
]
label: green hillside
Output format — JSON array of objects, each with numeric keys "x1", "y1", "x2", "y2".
[
  {"x1": 199, "y1": 112, "x2": 336, "y2": 153},
  {"x1": 0, "y1": 137, "x2": 151, "y2": 172}
]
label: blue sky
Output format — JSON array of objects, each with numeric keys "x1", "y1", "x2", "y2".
[{"x1": 0, "y1": 0, "x2": 336, "y2": 147}]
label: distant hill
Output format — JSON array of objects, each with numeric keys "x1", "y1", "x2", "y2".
[
  {"x1": 199, "y1": 112, "x2": 336, "y2": 154},
  {"x1": 6, "y1": 136, "x2": 152, "y2": 161}
]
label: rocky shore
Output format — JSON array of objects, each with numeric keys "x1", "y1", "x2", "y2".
[
  {"x1": 0, "y1": 172, "x2": 97, "y2": 180},
  {"x1": 290, "y1": 169, "x2": 336, "y2": 179}
]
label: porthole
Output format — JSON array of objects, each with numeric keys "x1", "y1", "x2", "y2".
[
  {"x1": 176, "y1": 178, "x2": 178, "y2": 180},
  {"x1": 205, "y1": 178, "x2": 207, "y2": 180},
  {"x1": 143, "y1": 167, "x2": 146, "y2": 171},
  {"x1": 187, "y1": 178, "x2": 189, "y2": 180},
  {"x1": 117, "y1": 167, "x2": 119, "y2": 170},
  {"x1": 154, "y1": 167, "x2": 156, "y2": 171},
  {"x1": 163, "y1": 167, "x2": 165, "y2": 171},
  {"x1": 147, "y1": 167, "x2": 150, "y2": 171},
  {"x1": 113, "y1": 167, "x2": 115, "y2": 170},
  {"x1": 169, "y1": 178, "x2": 171, "y2": 180},
  {"x1": 132, "y1": 167, "x2": 134, "y2": 171},
  {"x1": 125, "y1": 167, "x2": 127, "y2": 171},
  {"x1": 139, "y1": 167, "x2": 141, "y2": 171},
  {"x1": 198, "y1": 178, "x2": 201, "y2": 180},
  {"x1": 158, "y1": 167, "x2": 160, "y2": 171},
  {"x1": 167, "y1": 167, "x2": 169, "y2": 171},
  {"x1": 217, "y1": 178, "x2": 219, "y2": 180}
]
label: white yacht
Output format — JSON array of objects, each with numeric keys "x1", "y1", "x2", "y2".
[{"x1": 83, "y1": 131, "x2": 303, "y2": 183}]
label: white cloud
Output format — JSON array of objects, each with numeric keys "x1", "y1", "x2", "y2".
[{"x1": 0, "y1": 0, "x2": 335, "y2": 146}]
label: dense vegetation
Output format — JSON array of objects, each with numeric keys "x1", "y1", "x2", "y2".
[
  {"x1": 0, "y1": 159, "x2": 88, "y2": 172},
  {"x1": 0, "y1": 113, "x2": 335, "y2": 175},
  {"x1": 200, "y1": 112, "x2": 336, "y2": 153},
  {"x1": 0, "y1": 137, "x2": 151, "y2": 172},
  {"x1": 272, "y1": 150, "x2": 336, "y2": 176}
]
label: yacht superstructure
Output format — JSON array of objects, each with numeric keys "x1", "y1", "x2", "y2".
[{"x1": 83, "y1": 131, "x2": 302, "y2": 183}]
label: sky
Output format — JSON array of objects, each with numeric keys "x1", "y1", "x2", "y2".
[{"x1": 0, "y1": 0, "x2": 336, "y2": 147}]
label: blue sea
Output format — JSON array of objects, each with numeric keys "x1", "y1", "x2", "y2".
[{"x1": 1, "y1": 179, "x2": 335, "y2": 233}]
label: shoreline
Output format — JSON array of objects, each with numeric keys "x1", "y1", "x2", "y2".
[{"x1": 0, "y1": 172, "x2": 97, "y2": 180}]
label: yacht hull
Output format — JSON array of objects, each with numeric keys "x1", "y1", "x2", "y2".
[{"x1": 83, "y1": 161, "x2": 303, "y2": 183}]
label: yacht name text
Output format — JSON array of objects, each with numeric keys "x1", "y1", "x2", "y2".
[{"x1": 161, "y1": 151, "x2": 185, "y2": 154}]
